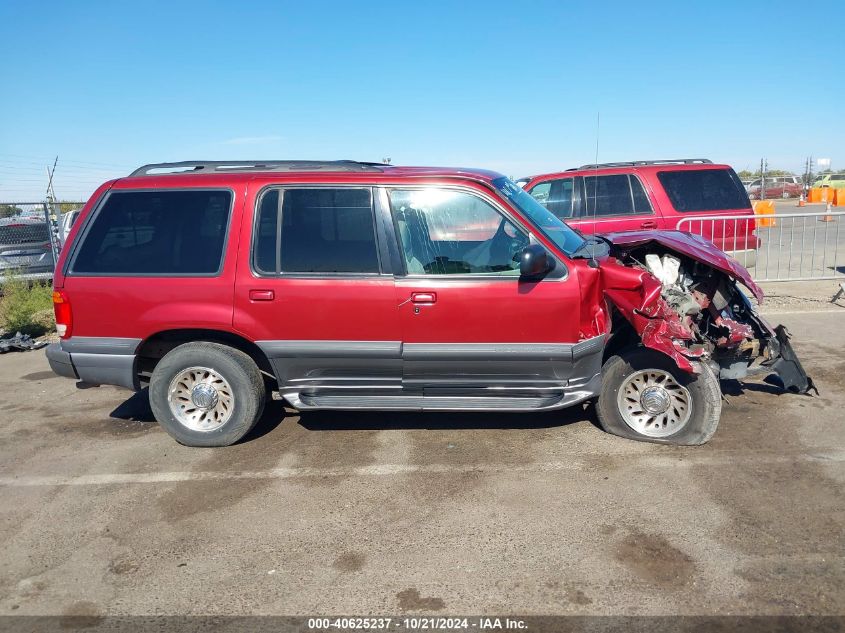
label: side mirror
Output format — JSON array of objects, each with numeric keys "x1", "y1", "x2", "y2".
[{"x1": 518, "y1": 244, "x2": 554, "y2": 280}]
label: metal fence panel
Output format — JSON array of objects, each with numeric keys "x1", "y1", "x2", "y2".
[
  {"x1": 0, "y1": 202, "x2": 85, "y2": 283},
  {"x1": 677, "y1": 212, "x2": 845, "y2": 282}
]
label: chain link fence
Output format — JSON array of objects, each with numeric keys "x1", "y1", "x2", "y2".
[{"x1": 0, "y1": 202, "x2": 84, "y2": 282}]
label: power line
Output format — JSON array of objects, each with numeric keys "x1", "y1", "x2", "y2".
[{"x1": 0, "y1": 152, "x2": 135, "y2": 169}]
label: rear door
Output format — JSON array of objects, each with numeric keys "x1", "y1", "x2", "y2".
[
  {"x1": 232, "y1": 184, "x2": 402, "y2": 402},
  {"x1": 384, "y1": 184, "x2": 588, "y2": 400},
  {"x1": 569, "y1": 173, "x2": 658, "y2": 234}
]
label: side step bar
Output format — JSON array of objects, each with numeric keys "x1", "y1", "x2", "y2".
[{"x1": 284, "y1": 386, "x2": 601, "y2": 413}]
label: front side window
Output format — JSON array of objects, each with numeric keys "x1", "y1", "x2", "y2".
[
  {"x1": 493, "y1": 177, "x2": 585, "y2": 256},
  {"x1": 72, "y1": 190, "x2": 231, "y2": 275},
  {"x1": 530, "y1": 178, "x2": 575, "y2": 219},
  {"x1": 254, "y1": 188, "x2": 379, "y2": 274},
  {"x1": 657, "y1": 168, "x2": 751, "y2": 212},
  {"x1": 389, "y1": 188, "x2": 528, "y2": 275}
]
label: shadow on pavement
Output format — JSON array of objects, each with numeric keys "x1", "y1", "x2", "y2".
[
  {"x1": 719, "y1": 378, "x2": 789, "y2": 397},
  {"x1": 110, "y1": 387, "x2": 155, "y2": 422},
  {"x1": 297, "y1": 401, "x2": 597, "y2": 432},
  {"x1": 107, "y1": 389, "x2": 599, "y2": 443}
]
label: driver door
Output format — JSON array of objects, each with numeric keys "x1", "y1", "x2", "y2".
[{"x1": 383, "y1": 185, "x2": 584, "y2": 396}]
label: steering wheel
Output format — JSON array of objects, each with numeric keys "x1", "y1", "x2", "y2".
[{"x1": 489, "y1": 218, "x2": 527, "y2": 266}]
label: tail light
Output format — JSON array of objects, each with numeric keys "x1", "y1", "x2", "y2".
[{"x1": 52, "y1": 290, "x2": 72, "y2": 339}]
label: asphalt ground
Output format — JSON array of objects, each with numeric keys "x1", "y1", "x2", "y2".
[{"x1": 0, "y1": 308, "x2": 843, "y2": 619}]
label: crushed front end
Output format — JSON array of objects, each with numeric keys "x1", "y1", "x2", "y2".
[{"x1": 596, "y1": 231, "x2": 816, "y2": 394}]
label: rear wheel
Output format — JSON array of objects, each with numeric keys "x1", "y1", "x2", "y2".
[
  {"x1": 596, "y1": 348, "x2": 721, "y2": 445},
  {"x1": 149, "y1": 342, "x2": 265, "y2": 447}
]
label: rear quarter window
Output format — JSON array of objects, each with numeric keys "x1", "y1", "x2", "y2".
[
  {"x1": 71, "y1": 189, "x2": 232, "y2": 275},
  {"x1": 657, "y1": 169, "x2": 751, "y2": 213}
]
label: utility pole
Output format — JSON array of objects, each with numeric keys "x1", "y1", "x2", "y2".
[
  {"x1": 760, "y1": 158, "x2": 767, "y2": 201},
  {"x1": 44, "y1": 157, "x2": 62, "y2": 261}
]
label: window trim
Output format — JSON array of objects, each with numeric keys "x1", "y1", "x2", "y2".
[
  {"x1": 628, "y1": 173, "x2": 655, "y2": 216},
  {"x1": 528, "y1": 177, "x2": 577, "y2": 220},
  {"x1": 250, "y1": 184, "x2": 386, "y2": 279},
  {"x1": 66, "y1": 187, "x2": 235, "y2": 278},
  {"x1": 384, "y1": 184, "x2": 567, "y2": 282},
  {"x1": 579, "y1": 173, "x2": 654, "y2": 219}
]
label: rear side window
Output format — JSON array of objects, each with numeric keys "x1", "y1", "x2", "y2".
[
  {"x1": 583, "y1": 174, "x2": 652, "y2": 217},
  {"x1": 253, "y1": 188, "x2": 379, "y2": 274},
  {"x1": 72, "y1": 190, "x2": 232, "y2": 275},
  {"x1": 657, "y1": 169, "x2": 751, "y2": 212}
]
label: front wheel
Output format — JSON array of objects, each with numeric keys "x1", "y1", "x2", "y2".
[{"x1": 596, "y1": 348, "x2": 721, "y2": 445}]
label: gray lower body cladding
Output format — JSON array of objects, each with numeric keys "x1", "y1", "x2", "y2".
[
  {"x1": 45, "y1": 337, "x2": 141, "y2": 390},
  {"x1": 256, "y1": 336, "x2": 606, "y2": 411},
  {"x1": 46, "y1": 335, "x2": 606, "y2": 411}
]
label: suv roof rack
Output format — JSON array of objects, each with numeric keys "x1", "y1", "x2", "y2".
[
  {"x1": 571, "y1": 158, "x2": 713, "y2": 171},
  {"x1": 128, "y1": 160, "x2": 388, "y2": 177}
]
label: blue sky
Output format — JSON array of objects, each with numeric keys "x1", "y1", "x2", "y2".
[{"x1": 1, "y1": 0, "x2": 842, "y2": 201}]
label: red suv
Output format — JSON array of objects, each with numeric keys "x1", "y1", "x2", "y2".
[
  {"x1": 46, "y1": 160, "x2": 812, "y2": 448},
  {"x1": 518, "y1": 159, "x2": 760, "y2": 268}
]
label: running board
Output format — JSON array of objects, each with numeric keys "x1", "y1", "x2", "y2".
[{"x1": 284, "y1": 389, "x2": 598, "y2": 412}]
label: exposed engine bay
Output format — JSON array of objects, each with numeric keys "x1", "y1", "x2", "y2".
[{"x1": 599, "y1": 232, "x2": 816, "y2": 395}]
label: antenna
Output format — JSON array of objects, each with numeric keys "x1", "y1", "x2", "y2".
[{"x1": 589, "y1": 112, "x2": 600, "y2": 265}]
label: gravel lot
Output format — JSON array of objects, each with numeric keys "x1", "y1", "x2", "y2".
[{"x1": 0, "y1": 309, "x2": 843, "y2": 619}]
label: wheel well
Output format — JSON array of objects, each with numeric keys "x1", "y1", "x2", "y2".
[
  {"x1": 135, "y1": 329, "x2": 276, "y2": 388},
  {"x1": 603, "y1": 318, "x2": 641, "y2": 364}
]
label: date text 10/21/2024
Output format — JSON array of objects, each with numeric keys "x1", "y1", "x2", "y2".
[{"x1": 307, "y1": 617, "x2": 528, "y2": 630}]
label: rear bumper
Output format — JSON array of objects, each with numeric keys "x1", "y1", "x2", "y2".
[
  {"x1": 45, "y1": 343, "x2": 77, "y2": 379},
  {"x1": 45, "y1": 338, "x2": 140, "y2": 390}
]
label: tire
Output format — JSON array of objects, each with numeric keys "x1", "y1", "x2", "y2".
[
  {"x1": 595, "y1": 347, "x2": 721, "y2": 446},
  {"x1": 149, "y1": 342, "x2": 266, "y2": 447}
]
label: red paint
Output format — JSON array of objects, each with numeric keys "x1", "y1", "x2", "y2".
[
  {"x1": 601, "y1": 230, "x2": 764, "y2": 302},
  {"x1": 53, "y1": 165, "x2": 762, "y2": 375},
  {"x1": 522, "y1": 163, "x2": 760, "y2": 255}
]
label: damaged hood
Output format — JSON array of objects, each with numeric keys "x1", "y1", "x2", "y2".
[{"x1": 599, "y1": 230, "x2": 763, "y2": 303}]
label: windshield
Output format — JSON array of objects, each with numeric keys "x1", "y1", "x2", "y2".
[{"x1": 492, "y1": 176, "x2": 586, "y2": 257}]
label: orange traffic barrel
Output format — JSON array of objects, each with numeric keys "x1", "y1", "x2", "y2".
[{"x1": 753, "y1": 200, "x2": 776, "y2": 227}]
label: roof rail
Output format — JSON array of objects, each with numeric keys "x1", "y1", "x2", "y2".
[
  {"x1": 128, "y1": 160, "x2": 388, "y2": 177},
  {"x1": 571, "y1": 158, "x2": 714, "y2": 171}
]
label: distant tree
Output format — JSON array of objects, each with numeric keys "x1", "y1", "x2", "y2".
[
  {"x1": 737, "y1": 168, "x2": 794, "y2": 179},
  {"x1": 0, "y1": 204, "x2": 23, "y2": 219},
  {"x1": 57, "y1": 201, "x2": 83, "y2": 214}
]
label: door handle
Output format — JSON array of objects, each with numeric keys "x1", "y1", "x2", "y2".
[
  {"x1": 249, "y1": 289, "x2": 275, "y2": 301},
  {"x1": 640, "y1": 220, "x2": 658, "y2": 229},
  {"x1": 411, "y1": 292, "x2": 436, "y2": 304}
]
